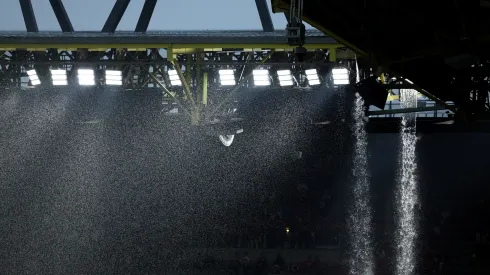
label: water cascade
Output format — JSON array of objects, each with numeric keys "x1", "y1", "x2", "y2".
[
  {"x1": 395, "y1": 89, "x2": 419, "y2": 275},
  {"x1": 347, "y1": 59, "x2": 375, "y2": 275}
]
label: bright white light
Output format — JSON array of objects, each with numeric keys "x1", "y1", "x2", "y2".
[
  {"x1": 219, "y1": 69, "x2": 234, "y2": 75},
  {"x1": 168, "y1": 69, "x2": 181, "y2": 86},
  {"x1": 405, "y1": 78, "x2": 414, "y2": 84},
  {"x1": 254, "y1": 80, "x2": 270, "y2": 86},
  {"x1": 78, "y1": 69, "x2": 94, "y2": 75},
  {"x1": 53, "y1": 80, "x2": 68, "y2": 86},
  {"x1": 105, "y1": 70, "x2": 122, "y2": 85},
  {"x1": 332, "y1": 68, "x2": 350, "y2": 85},
  {"x1": 26, "y1": 69, "x2": 41, "y2": 85},
  {"x1": 78, "y1": 69, "x2": 95, "y2": 86},
  {"x1": 52, "y1": 75, "x2": 66, "y2": 80},
  {"x1": 309, "y1": 79, "x2": 321, "y2": 85},
  {"x1": 50, "y1": 69, "x2": 67, "y2": 85},
  {"x1": 106, "y1": 80, "x2": 122, "y2": 86},
  {"x1": 305, "y1": 69, "x2": 318, "y2": 75},
  {"x1": 334, "y1": 79, "x2": 350, "y2": 85},
  {"x1": 305, "y1": 69, "x2": 320, "y2": 86},
  {"x1": 221, "y1": 80, "x2": 236, "y2": 86},
  {"x1": 253, "y1": 69, "x2": 271, "y2": 86},
  {"x1": 332, "y1": 68, "x2": 348, "y2": 75},
  {"x1": 106, "y1": 70, "x2": 122, "y2": 76},
  {"x1": 253, "y1": 70, "x2": 269, "y2": 76},
  {"x1": 277, "y1": 70, "x2": 293, "y2": 86},
  {"x1": 219, "y1": 69, "x2": 236, "y2": 86},
  {"x1": 50, "y1": 69, "x2": 66, "y2": 75}
]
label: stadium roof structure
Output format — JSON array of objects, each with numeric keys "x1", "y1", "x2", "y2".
[{"x1": 0, "y1": 30, "x2": 340, "y2": 51}]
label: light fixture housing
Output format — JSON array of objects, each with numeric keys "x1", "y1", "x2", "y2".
[
  {"x1": 219, "y1": 69, "x2": 236, "y2": 86},
  {"x1": 168, "y1": 69, "x2": 181, "y2": 86},
  {"x1": 26, "y1": 69, "x2": 41, "y2": 86},
  {"x1": 105, "y1": 70, "x2": 123, "y2": 86},
  {"x1": 277, "y1": 70, "x2": 293, "y2": 86},
  {"x1": 78, "y1": 69, "x2": 95, "y2": 86},
  {"x1": 305, "y1": 69, "x2": 320, "y2": 86},
  {"x1": 332, "y1": 68, "x2": 350, "y2": 85},
  {"x1": 253, "y1": 69, "x2": 270, "y2": 86},
  {"x1": 50, "y1": 69, "x2": 68, "y2": 86}
]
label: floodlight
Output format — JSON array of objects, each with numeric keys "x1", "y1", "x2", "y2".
[
  {"x1": 26, "y1": 69, "x2": 40, "y2": 85},
  {"x1": 78, "y1": 69, "x2": 95, "y2": 86},
  {"x1": 253, "y1": 70, "x2": 270, "y2": 86},
  {"x1": 168, "y1": 69, "x2": 181, "y2": 86},
  {"x1": 277, "y1": 70, "x2": 293, "y2": 86},
  {"x1": 305, "y1": 69, "x2": 320, "y2": 86},
  {"x1": 219, "y1": 69, "x2": 236, "y2": 86},
  {"x1": 332, "y1": 68, "x2": 350, "y2": 85},
  {"x1": 105, "y1": 70, "x2": 123, "y2": 86},
  {"x1": 50, "y1": 69, "x2": 67, "y2": 86}
]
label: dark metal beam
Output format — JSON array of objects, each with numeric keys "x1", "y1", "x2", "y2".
[
  {"x1": 19, "y1": 0, "x2": 38, "y2": 32},
  {"x1": 49, "y1": 0, "x2": 74, "y2": 32},
  {"x1": 135, "y1": 0, "x2": 157, "y2": 32},
  {"x1": 102, "y1": 0, "x2": 131, "y2": 33},
  {"x1": 367, "y1": 106, "x2": 451, "y2": 116},
  {"x1": 255, "y1": 0, "x2": 274, "y2": 32}
]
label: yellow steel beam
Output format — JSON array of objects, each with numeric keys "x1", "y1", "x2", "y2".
[
  {"x1": 329, "y1": 49, "x2": 336, "y2": 62},
  {"x1": 202, "y1": 72, "x2": 208, "y2": 105},
  {"x1": 147, "y1": 71, "x2": 191, "y2": 119},
  {"x1": 0, "y1": 43, "x2": 343, "y2": 51},
  {"x1": 172, "y1": 59, "x2": 196, "y2": 110}
]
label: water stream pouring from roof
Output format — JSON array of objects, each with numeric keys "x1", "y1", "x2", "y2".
[
  {"x1": 395, "y1": 89, "x2": 419, "y2": 275},
  {"x1": 347, "y1": 59, "x2": 374, "y2": 275}
]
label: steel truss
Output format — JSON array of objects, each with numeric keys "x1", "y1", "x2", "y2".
[{"x1": 0, "y1": 46, "x2": 353, "y2": 125}]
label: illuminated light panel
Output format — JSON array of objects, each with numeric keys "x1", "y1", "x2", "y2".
[
  {"x1": 219, "y1": 69, "x2": 236, "y2": 86},
  {"x1": 253, "y1": 70, "x2": 270, "y2": 86},
  {"x1": 277, "y1": 70, "x2": 293, "y2": 86},
  {"x1": 26, "y1": 69, "x2": 40, "y2": 85},
  {"x1": 78, "y1": 69, "x2": 95, "y2": 86},
  {"x1": 332, "y1": 68, "x2": 350, "y2": 85},
  {"x1": 105, "y1": 70, "x2": 123, "y2": 86},
  {"x1": 168, "y1": 69, "x2": 181, "y2": 86},
  {"x1": 50, "y1": 69, "x2": 67, "y2": 86},
  {"x1": 305, "y1": 69, "x2": 320, "y2": 86}
]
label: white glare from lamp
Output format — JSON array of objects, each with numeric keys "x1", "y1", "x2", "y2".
[
  {"x1": 26, "y1": 69, "x2": 41, "y2": 86},
  {"x1": 253, "y1": 70, "x2": 270, "y2": 86},
  {"x1": 105, "y1": 70, "x2": 123, "y2": 86},
  {"x1": 219, "y1": 69, "x2": 236, "y2": 86},
  {"x1": 78, "y1": 69, "x2": 95, "y2": 86},
  {"x1": 50, "y1": 69, "x2": 67, "y2": 86},
  {"x1": 305, "y1": 69, "x2": 320, "y2": 86},
  {"x1": 332, "y1": 68, "x2": 350, "y2": 85},
  {"x1": 277, "y1": 70, "x2": 293, "y2": 86},
  {"x1": 168, "y1": 69, "x2": 182, "y2": 86}
]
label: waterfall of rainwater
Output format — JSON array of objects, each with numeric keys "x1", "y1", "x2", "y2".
[
  {"x1": 347, "y1": 59, "x2": 374, "y2": 275},
  {"x1": 395, "y1": 89, "x2": 419, "y2": 275}
]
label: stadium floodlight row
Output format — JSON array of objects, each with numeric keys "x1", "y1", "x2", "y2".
[{"x1": 25, "y1": 67, "x2": 350, "y2": 87}]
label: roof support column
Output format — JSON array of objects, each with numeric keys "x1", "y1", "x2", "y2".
[
  {"x1": 255, "y1": 0, "x2": 274, "y2": 32},
  {"x1": 49, "y1": 0, "x2": 74, "y2": 32},
  {"x1": 135, "y1": 0, "x2": 157, "y2": 32},
  {"x1": 102, "y1": 0, "x2": 131, "y2": 33},
  {"x1": 19, "y1": 0, "x2": 38, "y2": 32}
]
